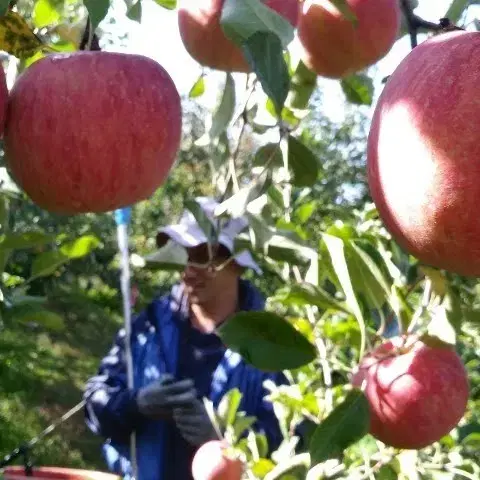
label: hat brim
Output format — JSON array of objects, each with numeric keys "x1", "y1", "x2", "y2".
[{"x1": 156, "y1": 225, "x2": 262, "y2": 275}]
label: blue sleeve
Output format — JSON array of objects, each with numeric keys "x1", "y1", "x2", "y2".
[
  {"x1": 253, "y1": 372, "x2": 290, "y2": 454},
  {"x1": 83, "y1": 324, "x2": 146, "y2": 441}
]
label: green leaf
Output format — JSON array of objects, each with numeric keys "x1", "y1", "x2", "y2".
[
  {"x1": 322, "y1": 234, "x2": 366, "y2": 358},
  {"x1": 444, "y1": 0, "x2": 470, "y2": 24},
  {"x1": 462, "y1": 432, "x2": 480, "y2": 448},
  {"x1": 60, "y1": 234, "x2": 100, "y2": 259},
  {"x1": 0, "y1": 231, "x2": 54, "y2": 250},
  {"x1": 184, "y1": 199, "x2": 217, "y2": 244},
  {"x1": 295, "y1": 201, "x2": 316, "y2": 224},
  {"x1": 330, "y1": 0, "x2": 358, "y2": 24},
  {"x1": 9, "y1": 293, "x2": 47, "y2": 306},
  {"x1": 209, "y1": 73, "x2": 235, "y2": 140},
  {"x1": 217, "y1": 388, "x2": 242, "y2": 428},
  {"x1": 424, "y1": 305, "x2": 457, "y2": 347},
  {"x1": 309, "y1": 389, "x2": 370, "y2": 466},
  {"x1": 288, "y1": 60, "x2": 317, "y2": 110},
  {"x1": 217, "y1": 311, "x2": 317, "y2": 371},
  {"x1": 0, "y1": 194, "x2": 8, "y2": 228},
  {"x1": 265, "y1": 98, "x2": 303, "y2": 128},
  {"x1": 253, "y1": 143, "x2": 283, "y2": 168},
  {"x1": 215, "y1": 176, "x2": 270, "y2": 219},
  {"x1": 238, "y1": 215, "x2": 314, "y2": 267},
  {"x1": 83, "y1": 0, "x2": 110, "y2": 32},
  {"x1": 153, "y1": 0, "x2": 176, "y2": 9},
  {"x1": 341, "y1": 74, "x2": 374, "y2": 106},
  {"x1": 143, "y1": 240, "x2": 187, "y2": 271},
  {"x1": 126, "y1": 1, "x2": 142, "y2": 22},
  {"x1": 420, "y1": 266, "x2": 447, "y2": 297},
  {"x1": 33, "y1": 0, "x2": 60, "y2": 28},
  {"x1": 242, "y1": 31, "x2": 290, "y2": 117},
  {"x1": 288, "y1": 135, "x2": 320, "y2": 187},
  {"x1": 251, "y1": 459, "x2": 276, "y2": 477},
  {"x1": 263, "y1": 453, "x2": 310, "y2": 479},
  {"x1": 30, "y1": 250, "x2": 68, "y2": 279},
  {"x1": 220, "y1": 0, "x2": 294, "y2": 48},
  {"x1": 28, "y1": 235, "x2": 98, "y2": 280},
  {"x1": 15, "y1": 308, "x2": 65, "y2": 331},
  {"x1": 278, "y1": 282, "x2": 349, "y2": 314},
  {"x1": 232, "y1": 414, "x2": 256, "y2": 438},
  {"x1": 348, "y1": 241, "x2": 391, "y2": 310},
  {"x1": 189, "y1": 75, "x2": 205, "y2": 98},
  {"x1": 0, "y1": 0, "x2": 9, "y2": 16}
]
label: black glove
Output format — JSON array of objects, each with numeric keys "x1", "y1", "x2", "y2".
[
  {"x1": 173, "y1": 398, "x2": 218, "y2": 446},
  {"x1": 136, "y1": 374, "x2": 197, "y2": 420}
]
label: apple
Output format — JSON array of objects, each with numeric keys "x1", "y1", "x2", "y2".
[
  {"x1": 4, "y1": 51, "x2": 182, "y2": 215},
  {"x1": 351, "y1": 336, "x2": 469, "y2": 449},
  {"x1": 178, "y1": 0, "x2": 299, "y2": 73},
  {"x1": 367, "y1": 31, "x2": 480, "y2": 276},
  {"x1": 297, "y1": 0, "x2": 400, "y2": 79},
  {"x1": 191, "y1": 440, "x2": 243, "y2": 480}
]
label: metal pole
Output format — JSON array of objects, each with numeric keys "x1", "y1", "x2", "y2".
[{"x1": 114, "y1": 207, "x2": 138, "y2": 480}]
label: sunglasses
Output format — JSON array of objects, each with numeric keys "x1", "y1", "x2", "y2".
[{"x1": 185, "y1": 243, "x2": 234, "y2": 273}]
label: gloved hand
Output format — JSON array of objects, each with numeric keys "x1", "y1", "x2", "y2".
[
  {"x1": 173, "y1": 398, "x2": 218, "y2": 446},
  {"x1": 136, "y1": 374, "x2": 197, "y2": 420}
]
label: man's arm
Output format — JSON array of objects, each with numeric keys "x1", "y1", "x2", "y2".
[{"x1": 83, "y1": 326, "x2": 145, "y2": 442}]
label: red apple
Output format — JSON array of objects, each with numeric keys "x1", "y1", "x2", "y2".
[
  {"x1": 351, "y1": 336, "x2": 469, "y2": 449},
  {"x1": 191, "y1": 440, "x2": 243, "y2": 480},
  {"x1": 367, "y1": 31, "x2": 480, "y2": 276},
  {"x1": 297, "y1": 0, "x2": 400, "y2": 79},
  {"x1": 2, "y1": 466, "x2": 119, "y2": 480},
  {"x1": 178, "y1": 0, "x2": 299, "y2": 73},
  {"x1": 4, "y1": 51, "x2": 182, "y2": 214}
]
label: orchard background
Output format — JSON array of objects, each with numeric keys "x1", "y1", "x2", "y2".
[{"x1": 0, "y1": 0, "x2": 479, "y2": 479}]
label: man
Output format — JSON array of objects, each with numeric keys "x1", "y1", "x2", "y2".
[{"x1": 83, "y1": 197, "x2": 288, "y2": 480}]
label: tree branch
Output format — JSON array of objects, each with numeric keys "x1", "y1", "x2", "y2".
[{"x1": 400, "y1": 0, "x2": 443, "y2": 48}]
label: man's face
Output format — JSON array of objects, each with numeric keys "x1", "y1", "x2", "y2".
[{"x1": 181, "y1": 243, "x2": 240, "y2": 306}]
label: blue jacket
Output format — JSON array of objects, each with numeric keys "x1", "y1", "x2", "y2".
[{"x1": 83, "y1": 279, "x2": 288, "y2": 480}]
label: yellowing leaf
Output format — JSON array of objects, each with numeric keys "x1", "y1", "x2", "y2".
[
  {"x1": 33, "y1": 0, "x2": 60, "y2": 28},
  {"x1": 0, "y1": 10, "x2": 49, "y2": 59}
]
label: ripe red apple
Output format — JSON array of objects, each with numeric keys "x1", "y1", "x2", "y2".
[
  {"x1": 191, "y1": 440, "x2": 243, "y2": 480},
  {"x1": 4, "y1": 51, "x2": 182, "y2": 214},
  {"x1": 297, "y1": 0, "x2": 400, "y2": 79},
  {"x1": 351, "y1": 336, "x2": 469, "y2": 449},
  {"x1": 367, "y1": 31, "x2": 480, "y2": 276},
  {"x1": 178, "y1": 0, "x2": 299, "y2": 73}
]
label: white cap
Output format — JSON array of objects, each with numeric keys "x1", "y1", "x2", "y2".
[{"x1": 155, "y1": 196, "x2": 262, "y2": 274}]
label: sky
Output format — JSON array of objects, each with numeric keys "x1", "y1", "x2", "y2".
[{"x1": 107, "y1": 0, "x2": 480, "y2": 123}]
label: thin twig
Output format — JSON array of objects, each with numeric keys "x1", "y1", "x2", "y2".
[
  {"x1": 400, "y1": 0, "x2": 442, "y2": 48},
  {"x1": 222, "y1": 77, "x2": 258, "y2": 196},
  {"x1": 407, "y1": 278, "x2": 432, "y2": 334},
  {"x1": 292, "y1": 266, "x2": 334, "y2": 413},
  {"x1": 356, "y1": 452, "x2": 397, "y2": 480}
]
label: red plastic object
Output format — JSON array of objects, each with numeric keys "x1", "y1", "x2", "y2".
[{"x1": 1, "y1": 466, "x2": 120, "y2": 480}]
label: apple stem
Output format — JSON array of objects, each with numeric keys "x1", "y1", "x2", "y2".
[
  {"x1": 400, "y1": 0, "x2": 445, "y2": 49},
  {"x1": 407, "y1": 278, "x2": 432, "y2": 335},
  {"x1": 79, "y1": 15, "x2": 101, "y2": 51}
]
